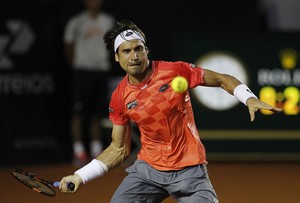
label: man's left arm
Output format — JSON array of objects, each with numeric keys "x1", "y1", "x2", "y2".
[{"x1": 202, "y1": 69, "x2": 282, "y2": 121}]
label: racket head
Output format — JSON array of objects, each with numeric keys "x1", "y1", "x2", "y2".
[{"x1": 10, "y1": 168, "x2": 56, "y2": 197}]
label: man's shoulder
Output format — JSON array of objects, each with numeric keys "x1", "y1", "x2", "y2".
[
  {"x1": 153, "y1": 60, "x2": 189, "y2": 70},
  {"x1": 100, "y1": 12, "x2": 115, "y2": 19},
  {"x1": 66, "y1": 11, "x2": 86, "y2": 25},
  {"x1": 111, "y1": 77, "x2": 127, "y2": 97}
]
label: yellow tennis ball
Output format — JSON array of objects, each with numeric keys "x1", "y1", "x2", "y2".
[{"x1": 171, "y1": 76, "x2": 188, "y2": 93}]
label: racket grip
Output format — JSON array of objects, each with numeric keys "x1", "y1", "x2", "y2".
[
  {"x1": 53, "y1": 181, "x2": 75, "y2": 191},
  {"x1": 67, "y1": 182, "x2": 75, "y2": 191}
]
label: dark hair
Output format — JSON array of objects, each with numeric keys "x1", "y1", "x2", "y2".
[{"x1": 103, "y1": 19, "x2": 147, "y2": 55}]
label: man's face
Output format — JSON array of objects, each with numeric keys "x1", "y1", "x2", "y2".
[{"x1": 115, "y1": 39, "x2": 149, "y2": 78}]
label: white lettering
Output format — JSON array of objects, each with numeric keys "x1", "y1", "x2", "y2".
[
  {"x1": 0, "y1": 73, "x2": 55, "y2": 95},
  {"x1": 258, "y1": 68, "x2": 299, "y2": 86},
  {"x1": 293, "y1": 69, "x2": 300, "y2": 86}
]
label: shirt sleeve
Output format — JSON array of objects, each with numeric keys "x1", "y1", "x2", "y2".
[
  {"x1": 174, "y1": 61, "x2": 205, "y2": 88},
  {"x1": 109, "y1": 88, "x2": 129, "y2": 126},
  {"x1": 64, "y1": 17, "x2": 77, "y2": 44}
]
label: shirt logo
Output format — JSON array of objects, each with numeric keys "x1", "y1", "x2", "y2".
[
  {"x1": 159, "y1": 84, "x2": 169, "y2": 92},
  {"x1": 126, "y1": 100, "x2": 138, "y2": 110}
]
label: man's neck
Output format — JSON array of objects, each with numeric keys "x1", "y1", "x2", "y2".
[{"x1": 128, "y1": 60, "x2": 152, "y2": 84}]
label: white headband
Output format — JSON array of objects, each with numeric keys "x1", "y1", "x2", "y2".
[{"x1": 114, "y1": 29, "x2": 145, "y2": 52}]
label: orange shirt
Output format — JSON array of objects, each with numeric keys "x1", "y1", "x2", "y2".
[{"x1": 109, "y1": 61, "x2": 207, "y2": 171}]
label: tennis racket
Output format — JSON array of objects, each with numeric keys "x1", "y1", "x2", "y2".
[{"x1": 10, "y1": 168, "x2": 75, "y2": 197}]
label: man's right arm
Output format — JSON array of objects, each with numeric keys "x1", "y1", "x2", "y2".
[
  {"x1": 63, "y1": 18, "x2": 76, "y2": 66},
  {"x1": 59, "y1": 123, "x2": 132, "y2": 193},
  {"x1": 97, "y1": 123, "x2": 132, "y2": 170},
  {"x1": 64, "y1": 43, "x2": 74, "y2": 65}
]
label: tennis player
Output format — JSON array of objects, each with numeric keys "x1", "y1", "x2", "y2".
[{"x1": 60, "y1": 20, "x2": 282, "y2": 202}]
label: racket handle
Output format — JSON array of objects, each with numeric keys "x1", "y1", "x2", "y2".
[
  {"x1": 67, "y1": 182, "x2": 75, "y2": 191},
  {"x1": 53, "y1": 181, "x2": 75, "y2": 191}
]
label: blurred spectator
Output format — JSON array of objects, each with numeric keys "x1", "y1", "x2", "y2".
[
  {"x1": 258, "y1": 0, "x2": 300, "y2": 32},
  {"x1": 64, "y1": 0, "x2": 115, "y2": 167}
]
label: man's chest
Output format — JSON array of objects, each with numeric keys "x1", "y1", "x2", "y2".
[{"x1": 124, "y1": 79, "x2": 186, "y2": 125}]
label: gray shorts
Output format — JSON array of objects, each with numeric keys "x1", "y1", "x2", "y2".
[{"x1": 110, "y1": 160, "x2": 219, "y2": 203}]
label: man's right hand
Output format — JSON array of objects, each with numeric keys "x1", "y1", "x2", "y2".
[{"x1": 59, "y1": 173, "x2": 83, "y2": 193}]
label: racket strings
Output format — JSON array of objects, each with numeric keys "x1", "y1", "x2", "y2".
[{"x1": 11, "y1": 169, "x2": 56, "y2": 196}]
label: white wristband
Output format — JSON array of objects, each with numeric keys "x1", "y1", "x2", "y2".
[
  {"x1": 75, "y1": 159, "x2": 108, "y2": 184},
  {"x1": 233, "y1": 84, "x2": 257, "y2": 106}
]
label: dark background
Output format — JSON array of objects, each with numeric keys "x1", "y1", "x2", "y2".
[{"x1": 0, "y1": 0, "x2": 299, "y2": 165}]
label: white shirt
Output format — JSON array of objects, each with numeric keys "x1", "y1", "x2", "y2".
[{"x1": 64, "y1": 11, "x2": 115, "y2": 71}]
